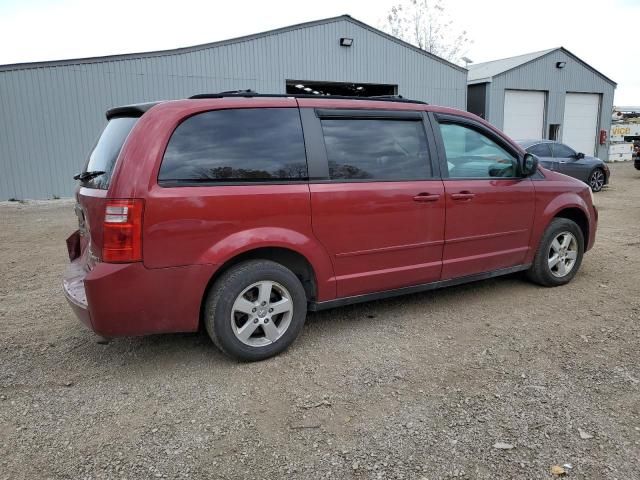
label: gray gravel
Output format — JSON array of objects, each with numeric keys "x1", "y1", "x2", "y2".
[{"x1": 1, "y1": 163, "x2": 639, "y2": 479}]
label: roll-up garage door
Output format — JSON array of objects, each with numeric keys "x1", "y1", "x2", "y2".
[
  {"x1": 563, "y1": 93, "x2": 600, "y2": 156},
  {"x1": 503, "y1": 90, "x2": 545, "y2": 140}
]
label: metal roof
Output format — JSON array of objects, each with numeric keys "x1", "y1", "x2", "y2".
[
  {"x1": 467, "y1": 48, "x2": 556, "y2": 83},
  {"x1": 467, "y1": 47, "x2": 616, "y2": 86},
  {"x1": 0, "y1": 14, "x2": 466, "y2": 73}
]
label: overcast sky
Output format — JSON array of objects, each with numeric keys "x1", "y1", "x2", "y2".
[{"x1": 0, "y1": 0, "x2": 637, "y2": 105}]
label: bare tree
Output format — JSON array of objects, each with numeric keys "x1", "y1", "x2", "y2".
[{"x1": 384, "y1": 0, "x2": 471, "y2": 64}]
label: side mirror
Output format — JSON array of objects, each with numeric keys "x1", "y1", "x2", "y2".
[
  {"x1": 521, "y1": 153, "x2": 539, "y2": 177},
  {"x1": 576, "y1": 152, "x2": 585, "y2": 160}
]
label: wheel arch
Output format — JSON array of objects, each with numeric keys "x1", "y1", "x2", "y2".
[
  {"x1": 526, "y1": 193, "x2": 594, "y2": 265},
  {"x1": 198, "y1": 246, "x2": 320, "y2": 330},
  {"x1": 553, "y1": 207, "x2": 589, "y2": 246}
]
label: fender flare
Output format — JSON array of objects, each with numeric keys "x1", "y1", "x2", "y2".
[{"x1": 526, "y1": 193, "x2": 592, "y2": 263}]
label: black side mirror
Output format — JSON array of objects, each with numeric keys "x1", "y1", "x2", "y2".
[
  {"x1": 521, "y1": 153, "x2": 539, "y2": 177},
  {"x1": 575, "y1": 152, "x2": 585, "y2": 160}
]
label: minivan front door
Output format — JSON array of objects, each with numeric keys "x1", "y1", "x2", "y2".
[
  {"x1": 434, "y1": 117, "x2": 536, "y2": 279},
  {"x1": 300, "y1": 106, "x2": 445, "y2": 298}
]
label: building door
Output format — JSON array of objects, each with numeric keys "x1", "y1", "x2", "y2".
[
  {"x1": 503, "y1": 90, "x2": 546, "y2": 139},
  {"x1": 563, "y1": 93, "x2": 600, "y2": 156},
  {"x1": 286, "y1": 80, "x2": 397, "y2": 97}
]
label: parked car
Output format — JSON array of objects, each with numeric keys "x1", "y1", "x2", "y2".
[
  {"x1": 517, "y1": 139, "x2": 610, "y2": 192},
  {"x1": 64, "y1": 93, "x2": 598, "y2": 361}
]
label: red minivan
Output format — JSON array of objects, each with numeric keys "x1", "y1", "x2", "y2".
[{"x1": 64, "y1": 93, "x2": 598, "y2": 361}]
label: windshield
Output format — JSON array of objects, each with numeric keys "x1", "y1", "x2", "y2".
[{"x1": 82, "y1": 117, "x2": 138, "y2": 189}]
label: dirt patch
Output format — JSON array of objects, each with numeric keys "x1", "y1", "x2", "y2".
[{"x1": 1, "y1": 165, "x2": 639, "y2": 479}]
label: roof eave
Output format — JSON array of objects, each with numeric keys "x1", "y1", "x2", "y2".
[
  {"x1": 477, "y1": 47, "x2": 617, "y2": 87},
  {"x1": 0, "y1": 14, "x2": 467, "y2": 74},
  {"x1": 467, "y1": 78, "x2": 492, "y2": 85}
]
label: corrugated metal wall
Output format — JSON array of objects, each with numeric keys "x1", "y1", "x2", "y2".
[
  {"x1": 484, "y1": 49, "x2": 615, "y2": 159},
  {"x1": 0, "y1": 17, "x2": 467, "y2": 199}
]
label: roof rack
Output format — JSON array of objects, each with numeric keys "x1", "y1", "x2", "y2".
[{"x1": 188, "y1": 91, "x2": 428, "y2": 105}]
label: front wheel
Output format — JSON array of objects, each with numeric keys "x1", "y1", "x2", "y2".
[
  {"x1": 588, "y1": 168, "x2": 605, "y2": 192},
  {"x1": 527, "y1": 218, "x2": 584, "y2": 287},
  {"x1": 204, "y1": 260, "x2": 307, "y2": 361}
]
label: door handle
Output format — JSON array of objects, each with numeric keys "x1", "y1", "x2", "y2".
[
  {"x1": 451, "y1": 191, "x2": 475, "y2": 201},
  {"x1": 413, "y1": 193, "x2": 440, "y2": 203}
]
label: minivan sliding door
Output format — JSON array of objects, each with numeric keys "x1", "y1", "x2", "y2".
[{"x1": 299, "y1": 103, "x2": 446, "y2": 298}]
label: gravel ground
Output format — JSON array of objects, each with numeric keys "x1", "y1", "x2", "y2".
[{"x1": 1, "y1": 163, "x2": 639, "y2": 480}]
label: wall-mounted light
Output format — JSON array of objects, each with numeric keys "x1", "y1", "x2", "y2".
[
  {"x1": 340, "y1": 37, "x2": 353, "y2": 47},
  {"x1": 556, "y1": 61, "x2": 566, "y2": 69},
  {"x1": 294, "y1": 84, "x2": 304, "y2": 89}
]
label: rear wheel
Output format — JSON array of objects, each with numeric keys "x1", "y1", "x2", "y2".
[
  {"x1": 204, "y1": 260, "x2": 307, "y2": 361},
  {"x1": 527, "y1": 218, "x2": 584, "y2": 287},
  {"x1": 588, "y1": 168, "x2": 605, "y2": 192}
]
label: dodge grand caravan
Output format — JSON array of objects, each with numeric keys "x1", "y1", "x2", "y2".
[{"x1": 64, "y1": 93, "x2": 598, "y2": 361}]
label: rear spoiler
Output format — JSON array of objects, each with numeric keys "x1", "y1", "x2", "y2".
[{"x1": 106, "y1": 102, "x2": 160, "y2": 120}]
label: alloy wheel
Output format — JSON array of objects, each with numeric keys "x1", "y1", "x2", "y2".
[
  {"x1": 230, "y1": 281, "x2": 293, "y2": 347},
  {"x1": 589, "y1": 170, "x2": 604, "y2": 192},
  {"x1": 548, "y1": 231, "x2": 578, "y2": 278}
]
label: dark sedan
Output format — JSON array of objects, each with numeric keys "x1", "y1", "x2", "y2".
[{"x1": 518, "y1": 140, "x2": 610, "y2": 192}]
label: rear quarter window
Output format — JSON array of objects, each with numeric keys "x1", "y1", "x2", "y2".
[
  {"x1": 526, "y1": 143, "x2": 552, "y2": 157},
  {"x1": 82, "y1": 117, "x2": 138, "y2": 189},
  {"x1": 158, "y1": 108, "x2": 308, "y2": 183}
]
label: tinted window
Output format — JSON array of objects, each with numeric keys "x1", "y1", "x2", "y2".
[
  {"x1": 83, "y1": 117, "x2": 138, "y2": 189},
  {"x1": 159, "y1": 108, "x2": 307, "y2": 182},
  {"x1": 320, "y1": 119, "x2": 430, "y2": 180},
  {"x1": 527, "y1": 143, "x2": 552, "y2": 157},
  {"x1": 439, "y1": 123, "x2": 517, "y2": 178},
  {"x1": 552, "y1": 143, "x2": 576, "y2": 158}
]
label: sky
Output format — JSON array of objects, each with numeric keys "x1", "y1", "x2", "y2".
[{"x1": 0, "y1": 0, "x2": 637, "y2": 105}]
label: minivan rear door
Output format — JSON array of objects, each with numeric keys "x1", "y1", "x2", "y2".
[
  {"x1": 74, "y1": 115, "x2": 140, "y2": 263},
  {"x1": 299, "y1": 104, "x2": 445, "y2": 298}
]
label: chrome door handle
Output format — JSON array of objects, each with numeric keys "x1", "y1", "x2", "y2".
[
  {"x1": 451, "y1": 191, "x2": 475, "y2": 201},
  {"x1": 413, "y1": 193, "x2": 440, "y2": 203}
]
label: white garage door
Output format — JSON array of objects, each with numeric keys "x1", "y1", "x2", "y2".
[
  {"x1": 503, "y1": 90, "x2": 545, "y2": 140},
  {"x1": 563, "y1": 93, "x2": 600, "y2": 156}
]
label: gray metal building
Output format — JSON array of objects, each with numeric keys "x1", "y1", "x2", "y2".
[
  {"x1": 467, "y1": 47, "x2": 616, "y2": 159},
  {"x1": 0, "y1": 15, "x2": 467, "y2": 200}
]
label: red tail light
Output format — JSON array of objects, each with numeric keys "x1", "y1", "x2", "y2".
[{"x1": 102, "y1": 199, "x2": 144, "y2": 263}]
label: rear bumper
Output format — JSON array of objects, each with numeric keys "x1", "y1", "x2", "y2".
[
  {"x1": 63, "y1": 260, "x2": 92, "y2": 330},
  {"x1": 63, "y1": 259, "x2": 215, "y2": 337}
]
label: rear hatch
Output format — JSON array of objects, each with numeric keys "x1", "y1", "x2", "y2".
[{"x1": 72, "y1": 115, "x2": 139, "y2": 267}]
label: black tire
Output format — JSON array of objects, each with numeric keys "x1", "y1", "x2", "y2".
[
  {"x1": 204, "y1": 260, "x2": 307, "y2": 361},
  {"x1": 527, "y1": 218, "x2": 584, "y2": 287},
  {"x1": 588, "y1": 168, "x2": 605, "y2": 192}
]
